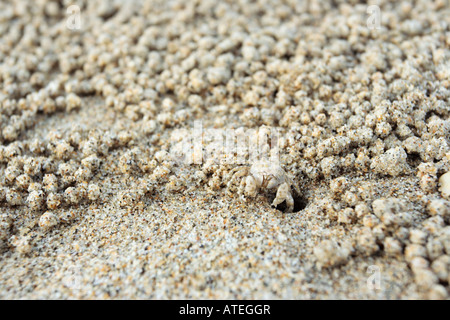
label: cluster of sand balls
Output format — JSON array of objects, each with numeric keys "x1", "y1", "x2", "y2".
[{"x1": 0, "y1": 0, "x2": 449, "y2": 298}]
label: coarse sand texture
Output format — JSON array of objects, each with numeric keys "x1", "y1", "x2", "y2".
[{"x1": 0, "y1": 0, "x2": 449, "y2": 299}]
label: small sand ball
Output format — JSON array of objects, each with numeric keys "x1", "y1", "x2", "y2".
[
  {"x1": 363, "y1": 214, "x2": 379, "y2": 228},
  {"x1": 152, "y1": 165, "x2": 171, "y2": 181},
  {"x1": 355, "y1": 203, "x2": 370, "y2": 218},
  {"x1": 54, "y1": 140, "x2": 74, "y2": 159},
  {"x1": 413, "y1": 268, "x2": 438, "y2": 289},
  {"x1": 0, "y1": 187, "x2": 6, "y2": 203},
  {"x1": 428, "y1": 284, "x2": 448, "y2": 300},
  {"x1": 320, "y1": 156, "x2": 339, "y2": 177},
  {"x1": 2, "y1": 125, "x2": 19, "y2": 141},
  {"x1": 66, "y1": 93, "x2": 82, "y2": 111},
  {"x1": 43, "y1": 173, "x2": 58, "y2": 193},
  {"x1": 426, "y1": 237, "x2": 444, "y2": 261},
  {"x1": 371, "y1": 198, "x2": 406, "y2": 219},
  {"x1": 405, "y1": 244, "x2": 427, "y2": 262},
  {"x1": 64, "y1": 187, "x2": 80, "y2": 204},
  {"x1": 427, "y1": 199, "x2": 449, "y2": 217},
  {"x1": 58, "y1": 162, "x2": 75, "y2": 177},
  {"x1": 15, "y1": 174, "x2": 31, "y2": 190},
  {"x1": 0, "y1": 214, "x2": 12, "y2": 240},
  {"x1": 5, "y1": 165, "x2": 20, "y2": 183},
  {"x1": 409, "y1": 229, "x2": 428, "y2": 245},
  {"x1": 81, "y1": 155, "x2": 101, "y2": 171},
  {"x1": 139, "y1": 179, "x2": 155, "y2": 195},
  {"x1": 371, "y1": 147, "x2": 409, "y2": 177},
  {"x1": 117, "y1": 130, "x2": 133, "y2": 146},
  {"x1": 207, "y1": 67, "x2": 230, "y2": 85},
  {"x1": 0, "y1": 214, "x2": 12, "y2": 226},
  {"x1": 330, "y1": 177, "x2": 348, "y2": 194},
  {"x1": 313, "y1": 240, "x2": 350, "y2": 268},
  {"x1": 343, "y1": 191, "x2": 359, "y2": 206},
  {"x1": 431, "y1": 255, "x2": 449, "y2": 282},
  {"x1": 409, "y1": 256, "x2": 429, "y2": 272},
  {"x1": 26, "y1": 190, "x2": 44, "y2": 211},
  {"x1": 155, "y1": 150, "x2": 169, "y2": 163},
  {"x1": 357, "y1": 229, "x2": 379, "y2": 256},
  {"x1": 422, "y1": 216, "x2": 445, "y2": 234},
  {"x1": 375, "y1": 122, "x2": 392, "y2": 138},
  {"x1": 46, "y1": 193, "x2": 61, "y2": 210},
  {"x1": 194, "y1": 170, "x2": 207, "y2": 184},
  {"x1": 77, "y1": 183, "x2": 88, "y2": 199},
  {"x1": 82, "y1": 137, "x2": 100, "y2": 156},
  {"x1": 59, "y1": 210, "x2": 78, "y2": 223},
  {"x1": 438, "y1": 171, "x2": 450, "y2": 199},
  {"x1": 87, "y1": 183, "x2": 101, "y2": 201},
  {"x1": 13, "y1": 236, "x2": 32, "y2": 254},
  {"x1": 338, "y1": 208, "x2": 355, "y2": 224},
  {"x1": 420, "y1": 174, "x2": 437, "y2": 193},
  {"x1": 243, "y1": 90, "x2": 259, "y2": 106},
  {"x1": 384, "y1": 237, "x2": 403, "y2": 256},
  {"x1": 74, "y1": 167, "x2": 92, "y2": 183},
  {"x1": 39, "y1": 211, "x2": 58, "y2": 231},
  {"x1": 4, "y1": 143, "x2": 22, "y2": 158},
  {"x1": 27, "y1": 182, "x2": 42, "y2": 193},
  {"x1": 372, "y1": 223, "x2": 388, "y2": 241}
]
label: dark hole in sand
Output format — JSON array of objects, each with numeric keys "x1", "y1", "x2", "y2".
[
  {"x1": 406, "y1": 152, "x2": 421, "y2": 166},
  {"x1": 269, "y1": 193, "x2": 308, "y2": 213}
]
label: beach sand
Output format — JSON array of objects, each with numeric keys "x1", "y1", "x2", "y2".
[{"x1": 0, "y1": 0, "x2": 449, "y2": 299}]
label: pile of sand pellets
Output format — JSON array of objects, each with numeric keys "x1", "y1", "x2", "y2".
[{"x1": 0, "y1": 0, "x2": 449, "y2": 299}]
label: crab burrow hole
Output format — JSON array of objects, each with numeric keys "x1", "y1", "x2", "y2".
[{"x1": 269, "y1": 192, "x2": 308, "y2": 213}]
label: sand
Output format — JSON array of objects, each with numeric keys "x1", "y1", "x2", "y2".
[{"x1": 0, "y1": 0, "x2": 449, "y2": 299}]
